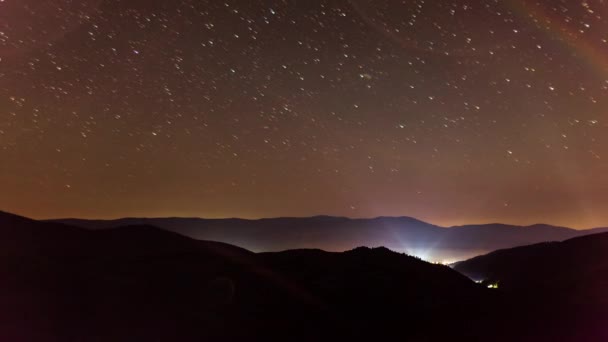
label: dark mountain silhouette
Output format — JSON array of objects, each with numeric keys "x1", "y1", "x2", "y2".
[
  {"x1": 51, "y1": 215, "x2": 608, "y2": 262},
  {"x1": 453, "y1": 232, "x2": 608, "y2": 341},
  {"x1": 5, "y1": 210, "x2": 608, "y2": 341},
  {"x1": 454, "y1": 232, "x2": 608, "y2": 291},
  {"x1": 0, "y1": 210, "x2": 90, "y2": 257},
  {"x1": 1, "y1": 210, "x2": 503, "y2": 341}
]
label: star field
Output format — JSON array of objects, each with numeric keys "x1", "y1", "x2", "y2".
[{"x1": 1, "y1": 0, "x2": 608, "y2": 228}]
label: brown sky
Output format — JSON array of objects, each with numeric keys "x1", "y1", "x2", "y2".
[{"x1": 2, "y1": 0, "x2": 608, "y2": 229}]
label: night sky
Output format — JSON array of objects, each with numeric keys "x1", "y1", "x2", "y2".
[{"x1": 1, "y1": 0, "x2": 608, "y2": 228}]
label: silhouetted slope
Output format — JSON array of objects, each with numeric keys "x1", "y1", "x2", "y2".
[
  {"x1": 0, "y1": 212, "x2": 284, "y2": 341},
  {"x1": 258, "y1": 246, "x2": 501, "y2": 341},
  {"x1": 454, "y1": 232, "x2": 608, "y2": 341},
  {"x1": 51, "y1": 215, "x2": 608, "y2": 261},
  {"x1": 454, "y1": 232, "x2": 608, "y2": 290},
  {"x1": 1, "y1": 211, "x2": 501, "y2": 341},
  {"x1": 0, "y1": 210, "x2": 90, "y2": 257},
  {"x1": 260, "y1": 247, "x2": 485, "y2": 330}
]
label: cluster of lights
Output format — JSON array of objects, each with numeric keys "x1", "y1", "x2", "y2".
[{"x1": 473, "y1": 279, "x2": 499, "y2": 289}]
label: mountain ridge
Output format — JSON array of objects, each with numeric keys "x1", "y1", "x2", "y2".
[
  {"x1": 47, "y1": 214, "x2": 608, "y2": 262},
  {"x1": 49, "y1": 213, "x2": 606, "y2": 230}
]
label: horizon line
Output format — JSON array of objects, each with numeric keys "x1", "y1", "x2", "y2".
[{"x1": 21, "y1": 211, "x2": 605, "y2": 231}]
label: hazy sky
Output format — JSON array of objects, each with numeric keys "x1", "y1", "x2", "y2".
[{"x1": 1, "y1": 0, "x2": 608, "y2": 228}]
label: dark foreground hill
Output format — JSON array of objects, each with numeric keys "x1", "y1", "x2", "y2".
[
  {"x1": 454, "y1": 232, "x2": 608, "y2": 341},
  {"x1": 51, "y1": 216, "x2": 608, "y2": 262},
  {"x1": 1, "y1": 211, "x2": 503, "y2": 342}
]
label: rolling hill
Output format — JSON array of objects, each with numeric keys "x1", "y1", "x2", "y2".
[{"x1": 453, "y1": 232, "x2": 608, "y2": 341}]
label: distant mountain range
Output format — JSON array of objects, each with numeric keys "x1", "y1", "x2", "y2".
[{"x1": 50, "y1": 215, "x2": 608, "y2": 262}]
